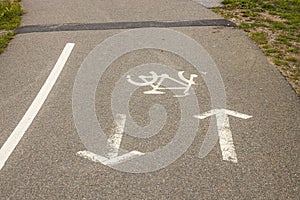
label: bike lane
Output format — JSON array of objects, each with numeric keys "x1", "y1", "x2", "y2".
[{"x1": 0, "y1": 0, "x2": 299, "y2": 199}]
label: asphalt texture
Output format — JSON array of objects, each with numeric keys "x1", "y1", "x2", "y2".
[
  {"x1": 0, "y1": 0, "x2": 299, "y2": 199},
  {"x1": 192, "y1": 0, "x2": 223, "y2": 8}
]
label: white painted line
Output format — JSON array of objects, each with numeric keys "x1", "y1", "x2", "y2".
[
  {"x1": 0, "y1": 43, "x2": 75, "y2": 170},
  {"x1": 194, "y1": 109, "x2": 252, "y2": 163},
  {"x1": 106, "y1": 114, "x2": 126, "y2": 158}
]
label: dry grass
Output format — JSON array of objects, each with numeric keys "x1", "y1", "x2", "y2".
[
  {"x1": 0, "y1": 0, "x2": 23, "y2": 54},
  {"x1": 214, "y1": 0, "x2": 300, "y2": 95}
]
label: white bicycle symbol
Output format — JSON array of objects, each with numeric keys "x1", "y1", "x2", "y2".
[{"x1": 127, "y1": 71, "x2": 200, "y2": 97}]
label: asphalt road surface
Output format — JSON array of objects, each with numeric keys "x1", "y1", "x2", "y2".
[{"x1": 0, "y1": 0, "x2": 299, "y2": 199}]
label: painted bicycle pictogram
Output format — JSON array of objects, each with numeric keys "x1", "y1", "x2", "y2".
[
  {"x1": 127, "y1": 71, "x2": 199, "y2": 97},
  {"x1": 72, "y1": 28, "x2": 231, "y2": 173}
]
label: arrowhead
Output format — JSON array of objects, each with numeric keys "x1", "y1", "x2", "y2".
[
  {"x1": 223, "y1": 109, "x2": 252, "y2": 119},
  {"x1": 194, "y1": 109, "x2": 252, "y2": 120},
  {"x1": 193, "y1": 109, "x2": 219, "y2": 119},
  {"x1": 193, "y1": 114, "x2": 208, "y2": 119}
]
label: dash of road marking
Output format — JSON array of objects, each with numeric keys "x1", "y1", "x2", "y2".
[{"x1": 0, "y1": 43, "x2": 75, "y2": 170}]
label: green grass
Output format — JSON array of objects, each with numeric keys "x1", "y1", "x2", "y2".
[
  {"x1": 213, "y1": 0, "x2": 300, "y2": 95},
  {"x1": 249, "y1": 31, "x2": 268, "y2": 45},
  {"x1": 0, "y1": 0, "x2": 23, "y2": 54}
]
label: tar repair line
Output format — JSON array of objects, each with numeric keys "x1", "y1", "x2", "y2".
[
  {"x1": 0, "y1": 43, "x2": 75, "y2": 170},
  {"x1": 16, "y1": 19, "x2": 235, "y2": 34}
]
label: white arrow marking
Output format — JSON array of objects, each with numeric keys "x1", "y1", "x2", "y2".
[
  {"x1": 194, "y1": 109, "x2": 252, "y2": 163},
  {"x1": 77, "y1": 114, "x2": 145, "y2": 166}
]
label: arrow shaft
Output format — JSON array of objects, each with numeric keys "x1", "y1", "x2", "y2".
[
  {"x1": 216, "y1": 113, "x2": 238, "y2": 163},
  {"x1": 106, "y1": 114, "x2": 126, "y2": 158}
]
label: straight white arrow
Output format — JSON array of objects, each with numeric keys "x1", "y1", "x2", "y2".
[{"x1": 194, "y1": 109, "x2": 252, "y2": 163}]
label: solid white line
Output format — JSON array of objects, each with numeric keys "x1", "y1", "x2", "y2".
[
  {"x1": 0, "y1": 43, "x2": 75, "y2": 170},
  {"x1": 106, "y1": 114, "x2": 126, "y2": 158}
]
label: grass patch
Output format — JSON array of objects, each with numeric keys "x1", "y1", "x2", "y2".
[
  {"x1": 0, "y1": 0, "x2": 23, "y2": 54},
  {"x1": 213, "y1": 0, "x2": 300, "y2": 95},
  {"x1": 249, "y1": 31, "x2": 268, "y2": 45}
]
